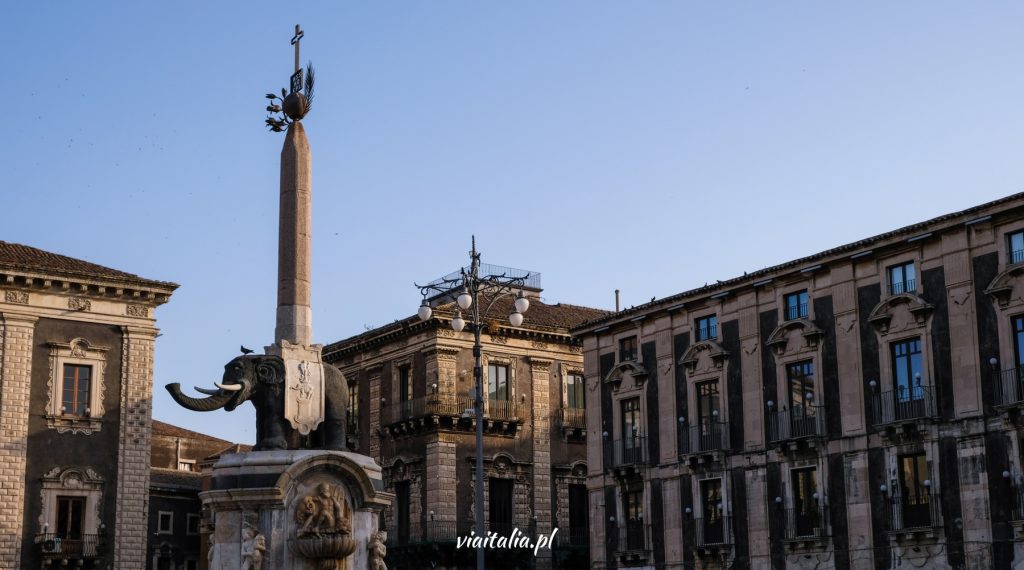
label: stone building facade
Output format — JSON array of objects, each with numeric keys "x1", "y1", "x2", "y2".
[
  {"x1": 323, "y1": 269, "x2": 606, "y2": 570},
  {"x1": 573, "y1": 193, "x2": 1024, "y2": 570},
  {"x1": 0, "y1": 241, "x2": 176, "y2": 569}
]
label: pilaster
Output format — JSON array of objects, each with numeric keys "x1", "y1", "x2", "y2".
[
  {"x1": 530, "y1": 357, "x2": 553, "y2": 570},
  {"x1": 368, "y1": 364, "x2": 383, "y2": 461},
  {"x1": 0, "y1": 312, "x2": 37, "y2": 569},
  {"x1": 113, "y1": 325, "x2": 158, "y2": 569}
]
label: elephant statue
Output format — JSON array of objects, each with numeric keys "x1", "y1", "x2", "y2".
[{"x1": 166, "y1": 354, "x2": 348, "y2": 451}]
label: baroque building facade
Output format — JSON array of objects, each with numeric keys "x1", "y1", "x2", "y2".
[
  {"x1": 323, "y1": 268, "x2": 607, "y2": 570},
  {"x1": 0, "y1": 241, "x2": 176, "y2": 569},
  {"x1": 574, "y1": 193, "x2": 1024, "y2": 570}
]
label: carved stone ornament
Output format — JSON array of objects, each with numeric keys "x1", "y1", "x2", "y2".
[
  {"x1": 241, "y1": 524, "x2": 267, "y2": 570},
  {"x1": 290, "y1": 483, "x2": 355, "y2": 569},
  {"x1": 603, "y1": 361, "x2": 648, "y2": 390},
  {"x1": 986, "y1": 265, "x2": 1024, "y2": 308},
  {"x1": 4, "y1": 290, "x2": 28, "y2": 304},
  {"x1": 125, "y1": 304, "x2": 149, "y2": 317},
  {"x1": 68, "y1": 297, "x2": 91, "y2": 311},
  {"x1": 678, "y1": 340, "x2": 730, "y2": 375},
  {"x1": 368, "y1": 530, "x2": 388, "y2": 570},
  {"x1": 867, "y1": 294, "x2": 933, "y2": 335},
  {"x1": 274, "y1": 340, "x2": 326, "y2": 436},
  {"x1": 765, "y1": 319, "x2": 825, "y2": 357}
]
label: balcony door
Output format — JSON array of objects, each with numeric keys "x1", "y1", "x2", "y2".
[
  {"x1": 700, "y1": 479, "x2": 724, "y2": 544},
  {"x1": 791, "y1": 467, "x2": 820, "y2": 537},
  {"x1": 696, "y1": 381, "x2": 721, "y2": 451},
  {"x1": 568, "y1": 484, "x2": 588, "y2": 545},
  {"x1": 56, "y1": 496, "x2": 84, "y2": 540},
  {"x1": 623, "y1": 487, "x2": 644, "y2": 550},
  {"x1": 621, "y1": 398, "x2": 642, "y2": 463},
  {"x1": 898, "y1": 453, "x2": 931, "y2": 528},
  {"x1": 490, "y1": 478, "x2": 514, "y2": 535},
  {"x1": 787, "y1": 361, "x2": 816, "y2": 437},
  {"x1": 891, "y1": 338, "x2": 924, "y2": 418},
  {"x1": 398, "y1": 366, "x2": 412, "y2": 419}
]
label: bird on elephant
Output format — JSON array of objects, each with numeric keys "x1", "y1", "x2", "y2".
[{"x1": 165, "y1": 353, "x2": 348, "y2": 451}]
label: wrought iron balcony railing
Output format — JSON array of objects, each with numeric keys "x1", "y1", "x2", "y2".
[
  {"x1": 697, "y1": 324, "x2": 718, "y2": 341},
  {"x1": 785, "y1": 303, "x2": 809, "y2": 321},
  {"x1": 555, "y1": 526, "x2": 590, "y2": 547},
  {"x1": 617, "y1": 521, "x2": 649, "y2": 552},
  {"x1": 783, "y1": 504, "x2": 829, "y2": 539},
  {"x1": 558, "y1": 407, "x2": 586, "y2": 429},
  {"x1": 1011, "y1": 484, "x2": 1024, "y2": 522},
  {"x1": 679, "y1": 420, "x2": 730, "y2": 455},
  {"x1": 36, "y1": 534, "x2": 105, "y2": 558},
  {"x1": 888, "y1": 490, "x2": 940, "y2": 531},
  {"x1": 1013, "y1": 249, "x2": 1024, "y2": 265},
  {"x1": 889, "y1": 279, "x2": 916, "y2": 295},
  {"x1": 994, "y1": 366, "x2": 1024, "y2": 407},
  {"x1": 693, "y1": 515, "x2": 733, "y2": 547},
  {"x1": 383, "y1": 394, "x2": 523, "y2": 426},
  {"x1": 767, "y1": 407, "x2": 825, "y2": 443},
  {"x1": 870, "y1": 386, "x2": 936, "y2": 426},
  {"x1": 607, "y1": 436, "x2": 649, "y2": 468}
]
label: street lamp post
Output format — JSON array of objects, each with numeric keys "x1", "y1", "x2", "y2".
[{"x1": 415, "y1": 237, "x2": 531, "y2": 570}]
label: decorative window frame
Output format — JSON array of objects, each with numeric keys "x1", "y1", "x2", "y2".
[
  {"x1": 157, "y1": 511, "x2": 174, "y2": 535},
  {"x1": 482, "y1": 354, "x2": 517, "y2": 412},
  {"x1": 46, "y1": 338, "x2": 110, "y2": 434},
  {"x1": 780, "y1": 288, "x2": 812, "y2": 322},
  {"x1": 692, "y1": 474, "x2": 728, "y2": 521},
  {"x1": 561, "y1": 364, "x2": 585, "y2": 410},
  {"x1": 38, "y1": 466, "x2": 104, "y2": 536},
  {"x1": 883, "y1": 258, "x2": 920, "y2": 297},
  {"x1": 391, "y1": 355, "x2": 414, "y2": 404}
]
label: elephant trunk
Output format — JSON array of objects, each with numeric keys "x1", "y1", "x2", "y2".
[{"x1": 165, "y1": 383, "x2": 235, "y2": 412}]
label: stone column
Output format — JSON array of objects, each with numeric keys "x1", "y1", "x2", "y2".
[
  {"x1": 530, "y1": 358, "x2": 553, "y2": 570},
  {"x1": 276, "y1": 121, "x2": 313, "y2": 345},
  {"x1": 0, "y1": 312, "x2": 37, "y2": 569},
  {"x1": 113, "y1": 325, "x2": 159, "y2": 569}
]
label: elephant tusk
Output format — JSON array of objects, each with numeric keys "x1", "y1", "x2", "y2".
[
  {"x1": 194, "y1": 386, "x2": 221, "y2": 396},
  {"x1": 215, "y1": 382, "x2": 243, "y2": 392}
]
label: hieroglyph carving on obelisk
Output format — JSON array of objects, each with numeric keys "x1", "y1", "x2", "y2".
[{"x1": 266, "y1": 25, "x2": 325, "y2": 436}]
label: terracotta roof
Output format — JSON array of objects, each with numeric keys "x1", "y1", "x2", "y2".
[
  {"x1": 152, "y1": 420, "x2": 233, "y2": 447},
  {"x1": 0, "y1": 240, "x2": 177, "y2": 290},
  {"x1": 204, "y1": 443, "x2": 253, "y2": 461},
  {"x1": 573, "y1": 191, "x2": 1024, "y2": 332},
  {"x1": 150, "y1": 468, "x2": 202, "y2": 491},
  {"x1": 324, "y1": 296, "x2": 609, "y2": 356}
]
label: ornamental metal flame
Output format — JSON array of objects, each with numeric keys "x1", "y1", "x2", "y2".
[{"x1": 265, "y1": 24, "x2": 316, "y2": 132}]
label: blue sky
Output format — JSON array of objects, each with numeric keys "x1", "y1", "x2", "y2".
[{"x1": 4, "y1": 2, "x2": 1024, "y2": 444}]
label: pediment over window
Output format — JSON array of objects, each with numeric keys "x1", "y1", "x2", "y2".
[
  {"x1": 868, "y1": 294, "x2": 933, "y2": 334},
  {"x1": 985, "y1": 265, "x2": 1024, "y2": 308},
  {"x1": 765, "y1": 319, "x2": 824, "y2": 357},
  {"x1": 678, "y1": 340, "x2": 730, "y2": 375},
  {"x1": 604, "y1": 361, "x2": 648, "y2": 390}
]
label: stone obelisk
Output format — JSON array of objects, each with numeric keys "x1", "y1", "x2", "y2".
[
  {"x1": 276, "y1": 121, "x2": 313, "y2": 346},
  {"x1": 266, "y1": 24, "x2": 325, "y2": 437}
]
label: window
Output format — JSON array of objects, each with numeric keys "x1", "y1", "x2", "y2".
[
  {"x1": 566, "y1": 373, "x2": 585, "y2": 409},
  {"x1": 888, "y1": 262, "x2": 916, "y2": 295},
  {"x1": 186, "y1": 514, "x2": 200, "y2": 535},
  {"x1": 621, "y1": 398, "x2": 641, "y2": 440},
  {"x1": 619, "y1": 337, "x2": 638, "y2": 362},
  {"x1": 177, "y1": 460, "x2": 195, "y2": 472},
  {"x1": 791, "y1": 467, "x2": 820, "y2": 537},
  {"x1": 623, "y1": 486, "x2": 645, "y2": 550},
  {"x1": 696, "y1": 315, "x2": 718, "y2": 341},
  {"x1": 488, "y1": 364, "x2": 510, "y2": 401},
  {"x1": 1015, "y1": 316, "x2": 1024, "y2": 370},
  {"x1": 891, "y1": 338, "x2": 923, "y2": 401},
  {"x1": 696, "y1": 381, "x2": 720, "y2": 427},
  {"x1": 157, "y1": 511, "x2": 173, "y2": 535},
  {"x1": 784, "y1": 291, "x2": 809, "y2": 320},
  {"x1": 700, "y1": 479, "x2": 724, "y2": 544},
  {"x1": 787, "y1": 361, "x2": 815, "y2": 411},
  {"x1": 398, "y1": 365, "x2": 412, "y2": 404},
  {"x1": 46, "y1": 338, "x2": 109, "y2": 434},
  {"x1": 62, "y1": 364, "x2": 92, "y2": 416},
  {"x1": 347, "y1": 381, "x2": 359, "y2": 432},
  {"x1": 56, "y1": 496, "x2": 85, "y2": 540},
  {"x1": 898, "y1": 453, "x2": 932, "y2": 528},
  {"x1": 1010, "y1": 231, "x2": 1024, "y2": 265}
]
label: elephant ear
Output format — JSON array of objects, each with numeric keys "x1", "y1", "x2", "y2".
[{"x1": 256, "y1": 357, "x2": 286, "y2": 384}]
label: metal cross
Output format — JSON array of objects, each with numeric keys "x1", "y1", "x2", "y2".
[
  {"x1": 291, "y1": 25, "x2": 304, "y2": 73},
  {"x1": 290, "y1": 25, "x2": 305, "y2": 94}
]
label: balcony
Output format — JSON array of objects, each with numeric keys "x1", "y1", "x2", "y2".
[
  {"x1": 616, "y1": 521, "x2": 651, "y2": 566},
  {"x1": 692, "y1": 515, "x2": 733, "y2": 555},
  {"x1": 555, "y1": 526, "x2": 590, "y2": 547},
  {"x1": 767, "y1": 407, "x2": 825, "y2": 452},
  {"x1": 783, "y1": 504, "x2": 830, "y2": 550},
  {"x1": 994, "y1": 366, "x2": 1024, "y2": 409},
  {"x1": 871, "y1": 386, "x2": 936, "y2": 432},
  {"x1": 679, "y1": 420, "x2": 730, "y2": 466},
  {"x1": 36, "y1": 533, "x2": 106, "y2": 559},
  {"x1": 382, "y1": 394, "x2": 523, "y2": 437},
  {"x1": 606, "y1": 436, "x2": 649, "y2": 472},
  {"x1": 557, "y1": 407, "x2": 586, "y2": 441},
  {"x1": 785, "y1": 303, "x2": 809, "y2": 321},
  {"x1": 888, "y1": 490, "x2": 941, "y2": 542},
  {"x1": 889, "y1": 279, "x2": 916, "y2": 296}
]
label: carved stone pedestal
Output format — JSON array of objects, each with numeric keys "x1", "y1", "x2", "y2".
[{"x1": 203, "y1": 450, "x2": 392, "y2": 570}]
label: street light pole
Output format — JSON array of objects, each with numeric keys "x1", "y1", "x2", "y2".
[{"x1": 415, "y1": 237, "x2": 531, "y2": 570}]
